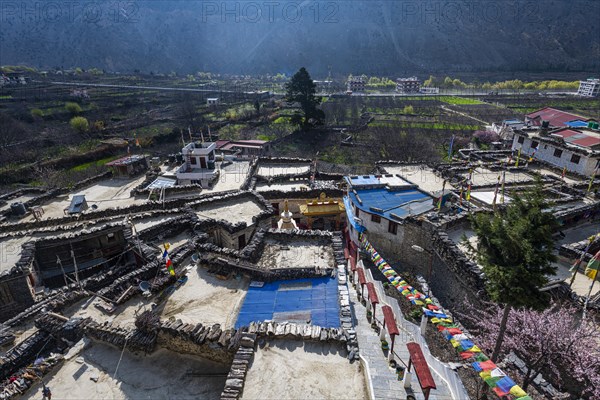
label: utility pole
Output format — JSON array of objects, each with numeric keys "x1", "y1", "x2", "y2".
[
  {"x1": 69, "y1": 247, "x2": 82, "y2": 290},
  {"x1": 56, "y1": 255, "x2": 69, "y2": 287}
]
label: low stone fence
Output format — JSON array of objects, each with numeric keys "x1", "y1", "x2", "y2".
[
  {"x1": 158, "y1": 320, "x2": 237, "y2": 363},
  {"x1": 220, "y1": 333, "x2": 256, "y2": 400}
]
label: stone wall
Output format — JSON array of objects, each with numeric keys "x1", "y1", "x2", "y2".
[
  {"x1": 0, "y1": 270, "x2": 35, "y2": 322},
  {"x1": 157, "y1": 320, "x2": 237, "y2": 364}
]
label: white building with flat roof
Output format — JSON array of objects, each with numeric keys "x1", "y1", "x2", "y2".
[
  {"x1": 577, "y1": 79, "x2": 600, "y2": 97},
  {"x1": 176, "y1": 142, "x2": 219, "y2": 186}
]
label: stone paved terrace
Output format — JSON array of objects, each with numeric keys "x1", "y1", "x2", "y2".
[{"x1": 349, "y1": 273, "x2": 455, "y2": 400}]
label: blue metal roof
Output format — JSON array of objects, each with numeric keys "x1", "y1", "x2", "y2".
[
  {"x1": 349, "y1": 187, "x2": 433, "y2": 220},
  {"x1": 345, "y1": 175, "x2": 382, "y2": 187}
]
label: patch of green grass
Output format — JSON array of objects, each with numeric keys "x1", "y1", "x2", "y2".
[
  {"x1": 257, "y1": 134, "x2": 276, "y2": 141},
  {"x1": 369, "y1": 120, "x2": 480, "y2": 130},
  {"x1": 0, "y1": 95, "x2": 12, "y2": 100},
  {"x1": 273, "y1": 116, "x2": 291, "y2": 124},
  {"x1": 437, "y1": 96, "x2": 482, "y2": 105},
  {"x1": 70, "y1": 155, "x2": 120, "y2": 172}
]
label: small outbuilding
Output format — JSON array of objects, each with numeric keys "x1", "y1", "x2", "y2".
[{"x1": 106, "y1": 155, "x2": 148, "y2": 178}]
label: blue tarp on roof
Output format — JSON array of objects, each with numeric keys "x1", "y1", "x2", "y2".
[
  {"x1": 235, "y1": 277, "x2": 340, "y2": 329},
  {"x1": 348, "y1": 188, "x2": 433, "y2": 220},
  {"x1": 565, "y1": 120, "x2": 589, "y2": 128}
]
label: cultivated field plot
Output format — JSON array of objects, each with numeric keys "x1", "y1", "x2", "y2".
[
  {"x1": 241, "y1": 340, "x2": 366, "y2": 400},
  {"x1": 24, "y1": 341, "x2": 229, "y2": 400}
]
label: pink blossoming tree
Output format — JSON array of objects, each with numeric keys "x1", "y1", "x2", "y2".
[{"x1": 460, "y1": 301, "x2": 600, "y2": 399}]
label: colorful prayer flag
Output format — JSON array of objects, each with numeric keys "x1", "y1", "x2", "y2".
[{"x1": 585, "y1": 250, "x2": 600, "y2": 280}]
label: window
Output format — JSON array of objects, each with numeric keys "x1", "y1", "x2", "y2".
[
  {"x1": 190, "y1": 157, "x2": 197, "y2": 165},
  {"x1": 355, "y1": 208, "x2": 359, "y2": 218},
  {"x1": 553, "y1": 148, "x2": 563, "y2": 158},
  {"x1": 371, "y1": 214, "x2": 381, "y2": 223},
  {"x1": 388, "y1": 221, "x2": 398, "y2": 235},
  {"x1": 571, "y1": 154, "x2": 581, "y2": 164},
  {"x1": 517, "y1": 136, "x2": 525, "y2": 144},
  {"x1": 531, "y1": 141, "x2": 539, "y2": 149}
]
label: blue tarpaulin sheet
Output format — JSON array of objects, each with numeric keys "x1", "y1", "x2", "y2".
[{"x1": 235, "y1": 277, "x2": 340, "y2": 329}]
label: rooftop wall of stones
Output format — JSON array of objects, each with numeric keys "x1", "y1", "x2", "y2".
[
  {"x1": 205, "y1": 230, "x2": 344, "y2": 282},
  {"x1": 256, "y1": 187, "x2": 344, "y2": 201}
]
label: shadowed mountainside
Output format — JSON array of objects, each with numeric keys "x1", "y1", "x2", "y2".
[{"x1": 0, "y1": 0, "x2": 598, "y2": 75}]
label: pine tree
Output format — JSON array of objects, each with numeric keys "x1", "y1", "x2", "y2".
[
  {"x1": 285, "y1": 67, "x2": 324, "y2": 129},
  {"x1": 466, "y1": 179, "x2": 558, "y2": 361}
]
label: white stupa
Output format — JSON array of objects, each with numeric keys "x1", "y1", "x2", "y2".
[{"x1": 277, "y1": 199, "x2": 297, "y2": 230}]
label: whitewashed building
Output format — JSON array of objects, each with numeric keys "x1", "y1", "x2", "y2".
[
  {"x1": 512, "y1": 127, "x2": 600, "y2": 176},
  {"x1": 176, "y1": 142, "x2": 219, "y2": 186}
]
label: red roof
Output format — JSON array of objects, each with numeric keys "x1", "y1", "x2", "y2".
[
  {"x1": 382, "y1": 305, "x2": 399, "y2": 336},
  {"x1": 357, "y1": 268, "x2": 366, "y2": 285},
  {"x1": 366, "y1": 282, "x2": 379, "y2": 304},
  {"x1": 551, "y1": 129, "x2": 580, "y2": 138},
  {"x1": 572, "y1": 136, "x2": 600, "y2": 148},
  {"x1": 344, "y1": 248, "x2": 350, "y2": 259},
  {"x1": 215, "y1": 140, "x2": 230, "y2": 149},
  {"x1": 349, "y1": 256, "x2": 357, "y2": 272},
  {"x1": 406, "y1": 342, "x2": 437, "y2": 390},
  {"x1": 526, "y1": 107, "x2": 590, "y2": 127}
]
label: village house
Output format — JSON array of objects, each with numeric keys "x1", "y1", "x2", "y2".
[
  {"x1": 512, "y1": 125, "x2": 600, "y2": 176},
  {"x1": 396, "y1": 77, "x2": 421, "y2": 93},
  {"x1": 215, "y1": 139, "x2": 271, "y2": 159},
  {"x1": 525, "y1": 107, "x2": 597, "y2": 129},
  {"x1": 175, "y1": 141, "x2": 219, "y2": 186},
  {"x1": 106, "y1": 154, "x2": 149, "y2": 178},
  {"x1": 577, "y1": 78, "x2": 600, "y2": 97},
  {"x1": 344, "y1": 174, "x2": 436, "y2": 256},
  {"x1": 347, "y1": 76, "x2": 366, "y2": 93}
]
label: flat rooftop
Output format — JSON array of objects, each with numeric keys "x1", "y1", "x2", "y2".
[
  {"x1": 257, "y1": 237, "x2": 334, "y2": 271},
  {"x1": 461, "y1": 167, "x2": 534, "y2": 186},
  {"x1": 21, "y1": 176, "x2": 147, "y2": 221},
  {"x1": 195, "y1": 197, "x2": 265, "y2": 225},
  {"x1": 345, "y1": 174, "x2": 415, "y2": 189},
  {"x1": 380, "y1": 165, "x2": 454, "y2": 194},
  {"x1": 257, "y1": 163, "x2": 311, "y2": 177},
  {"x1": 348, "y1": 187, "x2": 434, "y2": 221},
  {"x1": 242, "y1": 340, "x2": 366, "y2": 400},
  {"x1": 23, "y1": 341, "x2": 228, "y2": 400},
  {"x1": 203, "y1": 161, "x2": 250, "y2": 194},
  {"x1": 255, "y1": 180, "x2": 310, "y2": 192}
]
